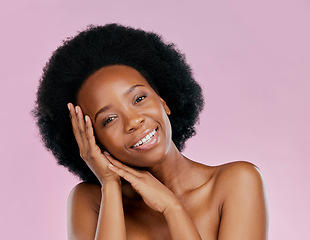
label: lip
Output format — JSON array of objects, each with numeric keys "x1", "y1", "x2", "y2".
[
  {"x1": 130, "y1": 127, "x2": 158, "y2": 149},
  {"x1": 130, "y1": 128, "x2": 159, "y2": 151}
]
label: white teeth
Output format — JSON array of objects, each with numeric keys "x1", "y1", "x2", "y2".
[{"x1": 132, "y1": 129, "x2": 157, "y2": 148}]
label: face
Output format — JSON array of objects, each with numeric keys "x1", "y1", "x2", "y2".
[{"x1": 77, "y1": 65, "x2": 172, "y2": 167}]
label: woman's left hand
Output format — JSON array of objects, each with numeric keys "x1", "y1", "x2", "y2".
[{"x1": 105, "y1": 154, "x2": 179, "y2": 213}]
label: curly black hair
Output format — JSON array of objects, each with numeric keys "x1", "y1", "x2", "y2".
[{"x1": 34, "y1": 23, "x2": 204, "y2": 183}]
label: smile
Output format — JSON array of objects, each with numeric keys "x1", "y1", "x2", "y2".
[{"x1": 131, "y1": 127, "x2": 159, "y2": 149}]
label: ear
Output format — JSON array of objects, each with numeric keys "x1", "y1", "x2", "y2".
[{"x1": 159, "y1": 97, "x2": 171, "y2": 115}]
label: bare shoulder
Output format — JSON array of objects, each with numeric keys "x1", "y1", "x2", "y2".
[
  {"x1": 213, "y1": 161, "x2": 267, "y2": 208},
  {"x1": 214, "y1": 161, "x2": 264, "y2": 191},
  {"x1": 67, "y1": 182, "x2": 101, "y2": 239},
  {"x1": 212, "y1": 161, "x2": 268, "y2": 240},
  {"x1": 68, "y1": 182, "x2": 101, "y2": 205}
]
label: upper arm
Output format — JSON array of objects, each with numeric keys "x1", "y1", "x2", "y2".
[
  {"x1": 67, "y1": 182, "x2": 101, "y2": 240},
  {"x1": 217, "y1": 162, "x2": 268, "y2": 240}
]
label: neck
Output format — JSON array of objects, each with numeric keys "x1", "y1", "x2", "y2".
[{"x1": 146, "y1": 144, "x2": 195, "y2": 197}]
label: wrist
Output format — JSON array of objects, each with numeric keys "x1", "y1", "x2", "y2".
[
  {"x1": 99, "y1": 174, "x2": 120, "y2": 184},
  {"x1": 163, "y1": 198, "x2": 183, "y2": 216},
  {"x1": 101, "y1": 178, "x2": 121, "y2": 190}
]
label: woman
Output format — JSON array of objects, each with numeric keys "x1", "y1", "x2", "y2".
[{"x1": 34, "y1": 24, "x2": 268, "y2": 239}]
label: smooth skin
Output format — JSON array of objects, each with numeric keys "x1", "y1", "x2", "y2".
[{"x1": 67, "y1": 65, "x2": 268, "y2": 240}]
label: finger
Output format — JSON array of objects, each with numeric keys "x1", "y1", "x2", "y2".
[
  {"x1": 68, "y1": 103, "x2": 85, "y2": 150},
  {"x1": 85, "y1": 115, "x2": 107, "y2": 162},
  {"x1": 108, "y1": 164, "x2": 139, "y2": 184},
  {"x1": 85, "y1": 115, "x2": 96, "y2": 150},
  {"x1": 75, "y1": 106, "x2": 89, "y2": 160},
  {"x1": 104, "y1": 153, "x2": 143, "y2": 176},
  {"x1": 75, "y1": 106, "x2": 86, "y2": 133}
]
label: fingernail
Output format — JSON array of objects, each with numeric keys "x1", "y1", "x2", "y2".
[
  {"x1": 85, "y1": 115, "x2": 88, "y2": 122},
  {"x1": 67, "y1": 104, "x2": 71, "y2": 111},
  {"x1": 108, "y1": 164, "x2": 115, "y2": 169},
  {"x1": 75, "y1": 106, "x2": 78, "y2": 114},
  {"x1": 104, "y1": 151, "x2": 110, "y2": 156}
]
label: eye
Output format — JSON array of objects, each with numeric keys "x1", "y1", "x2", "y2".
[
  {"x1": 103, "y1": 116, "x2": 116, "y2": 126},
  {"x1": 135, "y1": 95, "x2": 146, "y2": 104}
]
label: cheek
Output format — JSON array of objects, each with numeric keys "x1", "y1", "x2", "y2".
[
  {"x1": 96, "y1": 130, "x2": 121, "y2": 150},
  {"x1": 93, "y1": 125, "x2": 115, "y2": 148},
  {"x1": 95, "y1": 128, "x2": 131, "y2": 162},
  {"x1": 162, "y1": 113, "x2": 172, "y2": 152},
  {"x1": 147, "y1": 102, "x2": 173, "y2": 153},
  {"x1": 164, "y1": 114, "x2": 172, "y2": 137},
  {"x1": 158, "y1": 103, "x2": 172, "y2": 134}
]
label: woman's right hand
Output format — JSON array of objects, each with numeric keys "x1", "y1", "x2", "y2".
[{"x1": 68, "y1": 103, "x2": 119, "y2": 185}]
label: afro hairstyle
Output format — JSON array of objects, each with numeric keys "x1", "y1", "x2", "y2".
[{"x1": 34, "y1": 23, "x2": 204, "y2": 183}]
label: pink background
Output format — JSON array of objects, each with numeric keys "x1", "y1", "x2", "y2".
[{"x1": 1, "y1": 0, "x2": 309, "y2": 239}]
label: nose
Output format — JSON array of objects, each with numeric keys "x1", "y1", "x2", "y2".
[{"x1": 124, "y1": 111, "x2": 145, "y2": 133}]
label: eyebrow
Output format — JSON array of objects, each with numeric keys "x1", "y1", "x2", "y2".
[
  {"x1": 94, "y1": 84, "x2": 145, "y2": 122},
  {"x1": 125, "y1": 84, "x2": 145, "y2": 95}
]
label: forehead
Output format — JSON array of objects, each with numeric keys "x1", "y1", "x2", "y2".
[{"x1": 77, "y1": 65, "x2": 152, "y2": 111}]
